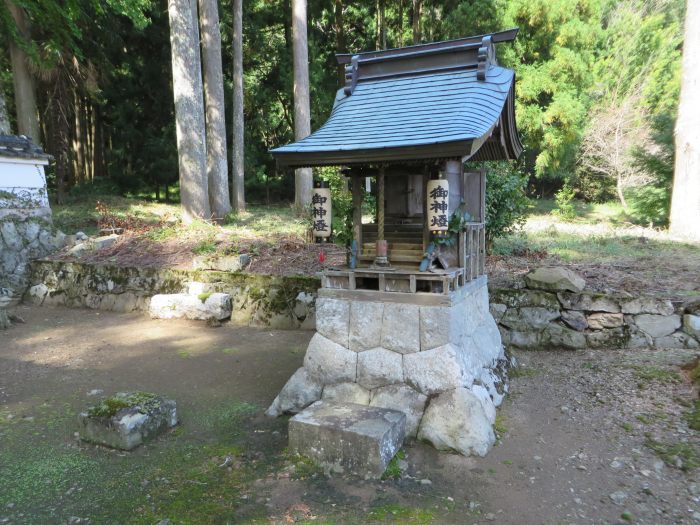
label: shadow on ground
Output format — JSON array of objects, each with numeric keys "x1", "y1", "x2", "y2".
[{"x1": 0, "y1": 306, "x2": 698, "y2": 524}]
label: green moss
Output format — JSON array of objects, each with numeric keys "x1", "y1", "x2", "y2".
[
  {"x1": 381, "y1": 449, "x2": 406, "y2": 480},
  {"x1": 197, "y1": 292, "x2": 212, "y2": 303},
  {"x1": 494, "y1": 413, "x2": 508, "y2": 437},
  {"x1": 87, "y1": 392, "x2": 160, "y2": 418}
]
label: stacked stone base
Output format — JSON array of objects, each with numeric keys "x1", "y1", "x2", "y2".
[{"x1": 267, "y1": 277, "x2": 508, "y2": 457}]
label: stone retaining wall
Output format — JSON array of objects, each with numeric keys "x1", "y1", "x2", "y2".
[
  {"x1": 26, "y1": 260, "x2": 318, "y2": 329},
  {"x1": 25, "y1": 260, "x2": 700, "y2": 349},
  {"x1": 1, "y1": 214, "x2": 64, "y2": 293},
  {"x1": 490, "y1": 287, "x2": 700, "y2": 350}
]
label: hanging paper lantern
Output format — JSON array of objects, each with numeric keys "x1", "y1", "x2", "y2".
[
  {"x1": 312, "y1": 180, "x2": 332, "y2": 239},
  {"x1": 427, "y1": 179, "x2": 449, "y2": 235}
]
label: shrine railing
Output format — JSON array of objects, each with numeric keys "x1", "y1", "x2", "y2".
[{"x1": 459, "y1": 222, "x2": 486, "y2": 282}]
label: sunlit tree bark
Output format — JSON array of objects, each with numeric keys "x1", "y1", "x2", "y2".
[
  {"x1": 5, "y1": 0, "x2": 40, "y2": 142},
  {"x1": 669, "y1": 0, "x2": 700, "y2": 239},
  {"x1": 292, "y1": 0, "x2": 313, "y2": 210},
  {"x1": 168, "y1": 0, "x2": 211, "y2": 222},
  {"x1": 231, "y1": 0, "x2": 245, "y2": 212},
  {"x1": 198, "y1": 0, "x2": 231, "y2": 219}
]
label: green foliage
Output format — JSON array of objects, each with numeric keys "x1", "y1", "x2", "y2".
[
  {"x1": 553, "y1": 183, "x2": 577, "y2": 221},
  {"x1": 315, "y1": 167, "x2": 353, "y2": 247},
  {"x1": 628, "y1": 113, "x2": 676, "y2": 226},
  {"x1": 482, "y1": 161, "x2": 529, "y2": 246}
]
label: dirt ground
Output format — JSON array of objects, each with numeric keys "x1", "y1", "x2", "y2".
[{"x1": 1, "y1": 306, "x2": 698, "y2": 525}]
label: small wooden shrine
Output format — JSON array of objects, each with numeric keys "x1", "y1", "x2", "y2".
[
  {"x1": 272, "y1": 29, "x2": 522, "y2": 297},
  {"x1": 267, "y1": 30, "x2": 523, "y2": 464}
]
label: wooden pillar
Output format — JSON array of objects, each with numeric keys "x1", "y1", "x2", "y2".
[
  {"x1": 377, "y1": 166, "x2": 385, "y2": 241},
  {"x1": 463, "y1": 168, "x2": 486, "y2": 222},
  {"x1": 444, "y1": 159, "x2": 462, "y2": 215},
  {"x1": 422, "y1": 167, "x2": 430, "y2": 251},
  {"x1": 374, "y1": 165, "x2": 389, "y2": 266},
  {"x1": 352, "y1": 173, "x2": 363, "y2": 246}
]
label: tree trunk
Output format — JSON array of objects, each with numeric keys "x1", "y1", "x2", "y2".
[
  {"x1": 5, "y1": 0, "x2": 40, "y2": 142},
  {"x1": 292, "y1": 0, "x2": 313, "y2": 210},
  {"x1": 335, "y1": 0, "x2": 346, "y2": 87},
  {"x1": 669, "y1": 0, "x2": 700, "y2": 239},
  {"x1": 412, "y1": 0, "x2": 422, "y2": 45},
  {"x1": 398, "y1": 0, "x2": 404, "y2": 48},
  {"x1": 198, "y1": 0, "x2": 231, "y2": 220},
  {"x1": 231, "y1": 0, "x2": 245, "y2": 212},
  {"x1": 168, "y1": 0, "x2": 211, "y2": 222},
  {"x1": 0, "y1": 89, "x2": 11, "y2": 134}
]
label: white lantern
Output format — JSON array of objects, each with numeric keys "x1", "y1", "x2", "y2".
[
  {"x1": 426, "y1": 179, "x2": 449, "y2": 235},
  {"x1": 311, "y1": 182, "x2": 332, "y2": 239}
]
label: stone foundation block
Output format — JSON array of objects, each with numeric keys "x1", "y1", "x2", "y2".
[
  {"x1": 381, "y1": 303, "x2": 420, "y2": 354},
  {"x1": 322, "y1": 382, "x2": 371, "y2": 405},
  {"x1": 348, "y1": 301, "x2": 383, "y2": 351},
  {"x1": 357, "y1": 347, "x2": 403, "y2": 390},
  {"x1": 266, "y1": 367, "x2": 323, "y2": 417},
  {"x1": 303, "y1": 333, "x2": 357, "y2": 384},
  {"x1": 417, "y1": 387, "x2": 495, "y2": 457},
  {"x1": 316, "y1": 298, "x2": 350, "y2": 347},
  {"x1": 78, "y1": 392, "x2": 177, "y2": 450},
  {"x1": 404, "y1": 344, "x2": 471, "y2": 395},
  {"x1": 370, "y1": 384, "x2": 427, "y2": 439},
  {"x1": 289, "y1": 401, "x2": 406, "y2": 478}
]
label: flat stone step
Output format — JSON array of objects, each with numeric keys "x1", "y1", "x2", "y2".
[{"x1": 289, "y1": 401, "x2": 406, "y2": 478}]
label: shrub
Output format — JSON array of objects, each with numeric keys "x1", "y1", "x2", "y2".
[
  {"x1": 482, "y1": 161, "x2": 529, "y2": 247},
  {"x1": 553, "y1": 183, "x2": 577, "y2": 221}
]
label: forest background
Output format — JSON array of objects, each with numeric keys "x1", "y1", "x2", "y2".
[{"x1": 0, "y1": 0, "x2": 686, "y2": 228}]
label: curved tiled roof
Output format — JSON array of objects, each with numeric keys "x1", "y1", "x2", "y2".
[{"x1": 271, "y1": 31, "x2": 522, "y2": 168}]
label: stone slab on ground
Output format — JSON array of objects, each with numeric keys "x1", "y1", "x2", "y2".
[
  {"x1": 524, "y1": 267, "x2": 585, "y2": 293},
  {"x1": 149, "y1": 292, "x2": 232, "y2": 321},
  {"x1": 78, "y1": 392, "x2": 177, "y2": 450},
  {"x1": 288, "y1": 401, "x2": 406, "y2": 478}
]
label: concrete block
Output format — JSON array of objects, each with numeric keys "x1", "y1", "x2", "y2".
[
  {"x1": 78, "y1": 392, "x2": 177, "y2": 450},
  {"x1": 289, "y1": 401, "x2": 406, "y2": 478}
]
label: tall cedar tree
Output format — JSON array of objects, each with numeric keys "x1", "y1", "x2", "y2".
[
  {"x1": 168, "y1": 0, "x2": 211, "y2": 222},
  {"x1": 669, "y1": 0, "x2": 700, "y2": 239}
]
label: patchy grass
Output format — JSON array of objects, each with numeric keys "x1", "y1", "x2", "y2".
[
  {"x1": 685, "y1": 400, "x2": 700, "y2": 431},
  {"x1": 490, "y1": 198, "x2": 700, "y2": 299},
  {"x1": 382, "y1": 449, "x2": 406, "y2": 480},
  {"x1": 367, "y1": 504, "x2": 435, "y2": 524},
  {"x1": 631, "y1": 365, "x2": 682, "y2": 384},
  {"x1": 52, "y1": 195, "x2": 178, "y2": 236},
  {"x1": 510, "y1": 366, "x2": 539, "y2": 379},
  {"x1": 645, "y1": 437, "x2": 699, "y2": 471}
]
